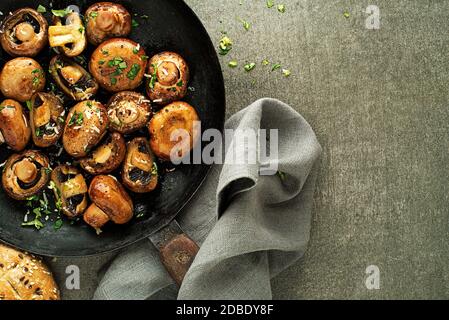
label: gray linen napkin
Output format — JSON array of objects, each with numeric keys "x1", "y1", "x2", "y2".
[{"x1": 94, "y1": 98, "x2": 322, "y2": 300}]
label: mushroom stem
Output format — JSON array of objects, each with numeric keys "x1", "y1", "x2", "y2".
[
  {"x1": 92, "y1": 145, "x2": 112, "y2": 164},
  {"x1": 34, "y1": 102, "x2": 51, "y2": 128},
  {"x1": 157, "y1": 61, "x2": 180, "y2": 86},
  {"x1": 14, "y1": 158, "x2": 37, "y2": 184},
  {"x1": 84, "y1": 203, "x2": 110, "y2": 230},
  {"x1": 14, "y1": 22, "x2": 36, "y2": 42},
  {"x1": 60, "y1": 66, "x2": 84, "y2": 85},
  {"x1": 49, "y1": 30, "x2": 76, "y2": 47}
]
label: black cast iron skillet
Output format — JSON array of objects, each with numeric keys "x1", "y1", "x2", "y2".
[{"x1": 0, "y1": 0, "x2": 225, "y2": 275}]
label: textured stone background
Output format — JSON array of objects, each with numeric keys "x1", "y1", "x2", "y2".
[{"x1": 48, "y1": 0, "x2": 449, "y2": 299}]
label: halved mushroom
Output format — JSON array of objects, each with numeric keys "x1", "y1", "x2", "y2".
[
  {"x1": 50, "y1": 165, "x2": 88, "y2": 219},
  {"x1": 49, "y1": 11, "x2": 87, "y2": 57},
  {"x1": 0, "y1": 8, "x2": 48, "y2": 57},
  {"x1": 148, "y1": 102, "x2": 200, "y2": 161},
  {"x1": 62, "y1": 100, "x2": 108, "y2": 158},
  {"x1": 85, "y1": 2, "x2": 132, "y2": 46},
  {"x1": 89, "y1": 38, "x2": 147, "y2": 92},
  {"x1": 146, "y1": 52, "x2": 190, "y2": 105},
  {"x1": 2, "y1": 150, "x2": 50, "y2": 200},
  {"x1": 0, "y1": 57, "x2": 46, "y2": 102},
  {"x1": 29, "y1": 93, "x2": 65, "y2": 148},
  {"x1": 49, "y1": 55, "x2": 99, "y2": 101},
  {"x1": 80, "y1": 132, "x2": 126, "y2": 175},
  {"x1": 0, "y1": 99, "x2": 31, "y2": 152},
  {"x1": 122, "y1": 138, "x2": 158, "y2": 193},
  {"x1": 84, "y1": 175, "x2": 134, "y2": 232},
  {"x1": 107, "y1": 91, "x2": 151, "y2": 134}
]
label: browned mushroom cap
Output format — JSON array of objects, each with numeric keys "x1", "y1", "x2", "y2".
[
  {"x1": 49, "y1": 11, "x2": 86, "y2": 57},
  {"x1": 62, "y1": 100, "x2": 108, "y2": 158},
  {"x1": 146, "y1": 52, "x2": 190, "y2": 105},
  {"x1": 50, "y1": 165, "x2": 88, "y2": 219},
  {"x1": 0, "y1": 99, "x2": 31, "y2": 152},
  {"x1": 84, "y1": 175, "x2": 133, "y2": 231},
  {"x1": 0, "y1": 8, "x2": 48, "y2": 57},
  {"x1": 85, "y1": 2, "x2": 132, "y2": 46},
  {"x1": 89, "y1": 38, "x2": 147, "y2": 92},
  {"x1": 107, "y1": 91, "x2": 151, "y2": 134},
  {"x1": 148, "y1": 102, "x2": 200, "y2": 161},
  {"x1": 122, "y1": 138, "x2": 158, "y2": 193},
  {"x1": 30, "y1": 93, "x2": 65, "y2": 148},
  {"x1": 49, "y1": 55, "x2": 99, "y2": 101},
  {"x1": 2, "y1": 150, "x2": 50, "y2": 201},
  {"x1": 79, "y1": 132, "x2": 126, "y2": 175},
  {"x1": 0, "y1": 58, "x2": 46, "y2": 102}
]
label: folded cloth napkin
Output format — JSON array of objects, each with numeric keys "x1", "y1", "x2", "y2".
[{"x1": 94, "y1": 98, "x2": 322, "y2": 300}]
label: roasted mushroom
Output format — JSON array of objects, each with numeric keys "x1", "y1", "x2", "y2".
[
  {"x1": 122, "y1": 138, "x2": 158, "y2": 193},
  {"x1": 29, "y1": 93, "x2": 65, "y2": 148},
  {"x1": 49, "y1": 55, "x2": 99, "y2": 101},
  {"x1": 0, "y1": 99, "x2": 31, "y2": 152},
  {"x1": 2, "y1": 150, "x2": 50, "y2": 200},
  {"x1": 146, "y1": 52, "x2": 190, "y2": 105},
  {"x1": 84, "y1": 175, "x2": 134, "y2": 232},
  {"x1": 80, "y1": 132, "x2": 126, "y2": 175},
  {"x1": 107, "y1": 91, "x2": 151, "y2": 134},
  {"x1": 0, "y1": 57, "x2": 46, "y2": 102},
  {"x1": 148, "y1": 102, "x2": 200, "y2": 161},
  {"x1": 85, "y1": 2, "x2": 132, "y2": 46},
  {"x1": 0, "y1": 8, "x2": 48, "y2": 57},
  {"x1": 50, "y1": 165, "x2": 88, "y2": 219},
  {"x1": 49, "y1": 11, "x2": 87, "y2": 57},
  {"x1": 89, "y1": 38, "x2": 147, "y2": 92},
  {"x1": 62, "y1": 100, "x2": 108, "y2": 158}
]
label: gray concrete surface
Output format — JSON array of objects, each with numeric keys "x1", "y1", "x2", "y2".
[{"x1": 48, "y1": 0, "x2": 449, "y2": 299}]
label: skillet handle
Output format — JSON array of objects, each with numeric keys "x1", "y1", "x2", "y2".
[{"x1": 159, "y1": 233, "x2": 199, "y2": 286}]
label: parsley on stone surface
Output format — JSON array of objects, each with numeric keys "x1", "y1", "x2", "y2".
[
  {"x1": 218, "y1": 36, "x2": 233, "y2": 55},
  {"x1": 244, "y1": 62, "x2": 256, "y2": 72},
  {"x1": 229, "y1": 60, "x2": 238, "y2": 68}
]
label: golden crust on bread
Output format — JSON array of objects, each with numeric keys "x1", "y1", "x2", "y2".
[{"x1": 0, "y1": 243, "x2": 60, "y2": 300}]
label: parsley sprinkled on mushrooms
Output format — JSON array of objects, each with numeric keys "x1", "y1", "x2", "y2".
[
  {"x1": 68, "y1": 111, "x2": 84, "y2": 126},
  {"x1": 149, "y1": 63, "x2": 158, "y2": 89},
  {"x1": 127, "y1": 64, "x2": 141, "y2": 80}
]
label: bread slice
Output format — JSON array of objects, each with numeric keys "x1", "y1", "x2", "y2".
[{"x1": 0, "y1": 243, "x2": 60, "y2": 300}]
